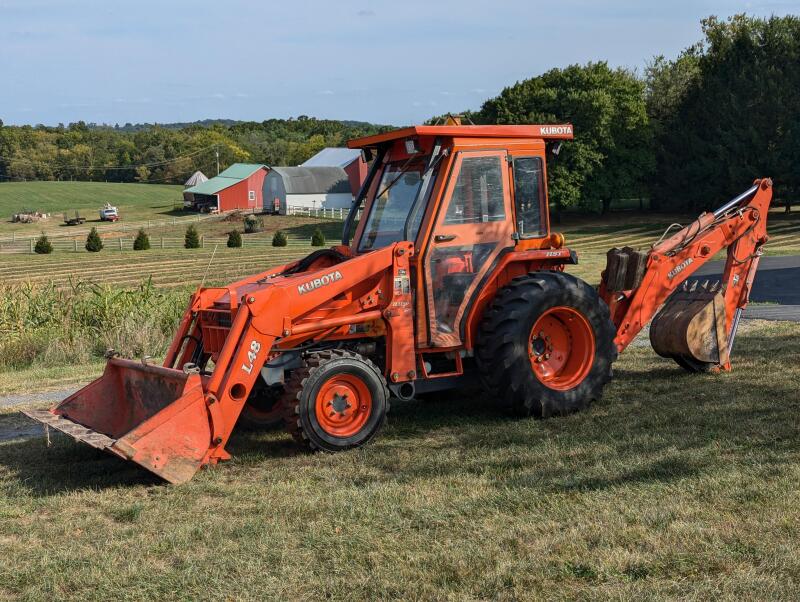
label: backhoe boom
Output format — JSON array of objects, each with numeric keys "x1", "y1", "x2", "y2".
[{"x1": 601, "y1": 178, "x2": 773, "y2": 367}]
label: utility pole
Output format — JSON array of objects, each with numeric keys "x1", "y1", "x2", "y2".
[{"x1": 215, "y1": 146, "x2": 220, "y2": 175}]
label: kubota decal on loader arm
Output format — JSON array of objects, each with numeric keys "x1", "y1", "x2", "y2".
[{"x1": 24, "y1": 121, "x2": 774, "y2": 483}]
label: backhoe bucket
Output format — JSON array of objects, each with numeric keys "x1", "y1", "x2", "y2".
[
  {"x1": 23, "y1": 358, "x2": 212, "y2": 484},
  {"x1": 649, "y1": 281, "x2": 730, "y2": 368}
]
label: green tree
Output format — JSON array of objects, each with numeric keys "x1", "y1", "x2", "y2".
[
  {"x1": 34, "y1": 233, "x2": 52, "y2": 254},
  {"x1": 133, "y1": 228, "x2": 150, "y2": 250},
  {"x1": 651, "y1": 15, "x2": 800, "y2": 212},
  {"x1": 475, "y1": 62, "x2": 653, "y2": 215},
  {"x1": 311, "y1": 227, "x2": 325, "y2": 247},
  {"x1": 227, "y1": 229, "x2": 242, "y2": 248},
  {"x1": 272, "y1": 230, "x2": 288, "y2": 247},
  {"x1": 184, "y1": 224, "x2": 200, "y2": 249},
  {"x1": 85, "y1": 227, "x2": 103, "y2": 252}
]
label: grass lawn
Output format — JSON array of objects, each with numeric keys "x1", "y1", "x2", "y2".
[
  {"x1": 0, "y1": 202, "x2": 798, "y2": 598},
  {"x1": 0, "y1": 181, "x2": 184, "y2": 236},
  {"x1": 1, "y1": 320, "x2": 799, "y2": 599}
]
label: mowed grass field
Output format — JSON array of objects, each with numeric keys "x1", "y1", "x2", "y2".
[
  {"x1": 1, "y1": 320, "x2": 799, "y2": 599},
  {"x1": 2, "y1": 182, "x2": 800, "y2": 598},
  {"x1": 0, "y1": 181, "x2": 184, "y2": 236},
  {"x1": 1, "y1": 207, "x2": 797, "y2": 289}
]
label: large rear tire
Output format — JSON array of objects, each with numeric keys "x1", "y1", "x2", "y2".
[
  {"x1": 283, "y1": 350, "x2": 390, "y2": 451},
  {"x1": 476, "y1": 271, "x2": 617, "y2": 417}
]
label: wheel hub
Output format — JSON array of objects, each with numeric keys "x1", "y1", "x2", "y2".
[
  {"x1": 315, "y1": 375, "x2": 373, "y2": 438},
  {"x1": 528, "y1": 306, "x2": 595, "y2": 391},
  {"x1": 329, "y1": 392, "x2": 351, "y2": 415}
]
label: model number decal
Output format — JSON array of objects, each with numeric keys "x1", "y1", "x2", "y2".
[{"x1": 241, "y1": 340, "x2": 261, "y2": 374}]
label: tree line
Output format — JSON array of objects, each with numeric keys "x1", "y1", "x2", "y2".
[
  {"x1": 469, "y1": 14, "x2": 799, "y2": 213},
  {"x1": 1, "y1": 14, "x2": 797, "y2": 214},
  {"x1": 0, "y1": 117, "x2": 390, "y2": 184}
]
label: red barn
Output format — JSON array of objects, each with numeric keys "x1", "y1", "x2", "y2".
[{"x1": 183, "y1": 163, "x2": 268, "y2": 212}]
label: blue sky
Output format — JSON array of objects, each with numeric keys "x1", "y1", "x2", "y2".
[{"x1": 1, "y1": 0, "x2": 797, "y2": 126}]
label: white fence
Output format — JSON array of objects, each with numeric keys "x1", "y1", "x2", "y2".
[
  {"x1": 286, "y1": 206, "x2": 360, "y2": 220},
  {"x1": 0, "y1": 213, "x2": 218, "y2": 244},
  {"x1": 1, "y1": 206, "x2": 359, "y2": 253}
]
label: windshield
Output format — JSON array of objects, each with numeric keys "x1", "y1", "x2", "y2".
[{"x1": 358, "y1": 156, "x2": 435, "y2": 252}]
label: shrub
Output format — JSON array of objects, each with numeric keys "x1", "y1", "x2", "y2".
[
  {"x1": 185, "y1": 224, "x2": 200, "y2": 249},
  {"x1": 272, "y1": 230, "x2": 288, "y2": 247},
  {"x1": 133, "y1": 228, "x2": 151, "y2": 251},
  {"x1": 34, "y1": 233, "x2": 52, "y2": 254},
  {"x1": 311, "y1": 227, "x2": 325, "y2": 247},
  {"x1": 244, "y1": 215, "x2": 264, "y2": 233},
  {"x1": 85, "y1": 227, "x2": 103, "y2": 252},
  {"x1": 227, "y1": 229, "x2": 243, "y2": 248}
]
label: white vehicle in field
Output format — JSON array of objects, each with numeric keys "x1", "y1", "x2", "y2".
[{"x1": 99, "y1": 203, "x2": 119, "y2": 221}]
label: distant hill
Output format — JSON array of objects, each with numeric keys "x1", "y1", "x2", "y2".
[{"x1": 86, "y1": 118, "x2": 388, "y2": 132}]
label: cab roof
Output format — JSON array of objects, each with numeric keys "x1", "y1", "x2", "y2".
[{"x1": 347, "y1": 124, "x2": 574, "y2": 149}]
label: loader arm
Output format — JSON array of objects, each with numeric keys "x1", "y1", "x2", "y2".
[
  {"x1": 26, "y1": 242, "x2": 415, "y2": 484},
  {"x1": 601, "y1": 178, "x2": 773, "y2": 367}
]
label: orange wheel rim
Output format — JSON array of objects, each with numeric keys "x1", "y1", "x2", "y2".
[
  {"x1": 314, "y1": 374, "x2": 372, "y2": 437},
  {"x1": 529, "y1": 306, "x2": 595, "y2": 391}
]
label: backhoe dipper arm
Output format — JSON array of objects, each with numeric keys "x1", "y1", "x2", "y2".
[{"x1": 603, "y1": 179, "x2": 773, "y2": 358}]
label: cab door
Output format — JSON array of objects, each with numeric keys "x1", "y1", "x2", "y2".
[{"x1": 422, "y1": 150, "x2": 514, "y2": 348}]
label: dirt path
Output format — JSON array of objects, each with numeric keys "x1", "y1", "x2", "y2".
[
  {"x1": 0, "y1": 388, "x2": 80, "y2": 442},
  {"x1": 0, "y1": 387, "x2": 79, "y2": 409}
]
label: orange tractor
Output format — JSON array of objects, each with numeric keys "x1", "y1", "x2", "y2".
[{"x1": 25, "y1": 124, "x2": 773, "y2": 483}]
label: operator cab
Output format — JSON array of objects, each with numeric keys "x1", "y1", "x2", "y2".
[{"x1": 345, "y1": 123, "x2": 573, "y2": 347}]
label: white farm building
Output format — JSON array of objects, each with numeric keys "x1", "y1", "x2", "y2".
[{"x1": 262, "y1": 166, "x2": 353, "y2": 214}]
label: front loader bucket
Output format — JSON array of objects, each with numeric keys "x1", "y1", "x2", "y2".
[
  {"x1": 650, "y1": 281, "x2": 730, "y2": 368},
  {"x1": 23, "y1": 358, "x2": 212, "y2": 484}
]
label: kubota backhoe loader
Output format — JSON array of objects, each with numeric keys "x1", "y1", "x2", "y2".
[{"x1": 24, "y1": 123, "x2": 773, "y2": 483}]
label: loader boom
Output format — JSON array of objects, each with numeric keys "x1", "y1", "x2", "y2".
[{"x1": 601, "y1": 178, "x2": 773, "y2": 367}]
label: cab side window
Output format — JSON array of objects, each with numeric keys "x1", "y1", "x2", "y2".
[
  {"x1": 444, "y1": 156, "x2": 506, "y2": 224},
  {"x1": 512, "y1": 157, "x2": 545, "y2": 237}
]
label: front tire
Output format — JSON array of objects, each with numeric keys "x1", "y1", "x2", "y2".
[
  {"x1": 283, "y1": 350, "x2": 390, "y2": 451},
  {"x1": 476, "y1": 271, "x2": 617, "y2": 417}
]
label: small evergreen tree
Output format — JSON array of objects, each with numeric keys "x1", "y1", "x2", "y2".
[
  {"x1": 311, "y1": 227, "x2": 325, "y2": 247},
  {"x1": 133, "y1": 228, "x2": 150, "y2": 250},
  {"x1": 272, "y1": 230, "x2": 288, "y2": 247},
  {"x1": 227, "y1": 229, "x2": 243, "y2": 248},
  {"x1": 85, "y1": 227, "x2": 103, "y2": 252},
  {"x1": 184, "y1": 224, "x2": 200, "y2": 249},
  {"x1": 34, "y1": 232, "x2": 52, "y2": 254},
  {"x1": 244, "y1": 215, "x2": 264, "y2": 233}
]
